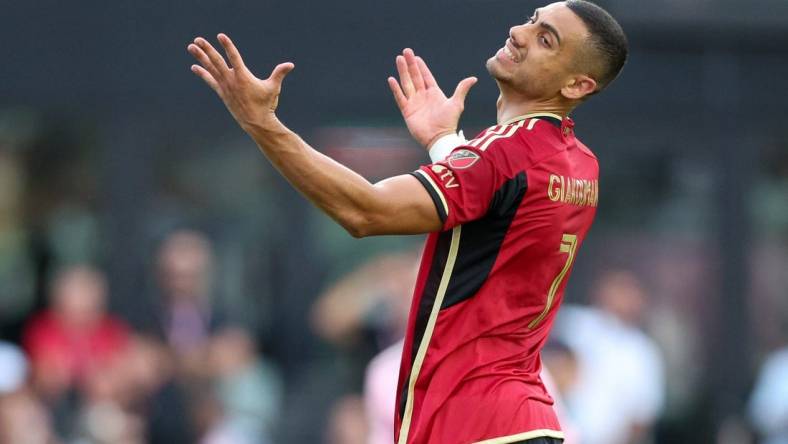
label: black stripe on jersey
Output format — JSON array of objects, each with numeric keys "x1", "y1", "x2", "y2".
[
  {"x1": 441, "y1": 171, "x2": 527, "y2": 309},
  {"x1": 397, "y1": 172, "x2": 527, "y2": 419},
  {"x1": 409, "y1": 171, "x2": 448, "y2": 224},
  {"x1": 399, "y1": 228, "x2": 454, "y2": 419}
]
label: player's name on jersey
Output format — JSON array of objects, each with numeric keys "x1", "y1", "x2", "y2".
[{"x1": 547, "y1": 174, "x2": 599, "y2": 207}]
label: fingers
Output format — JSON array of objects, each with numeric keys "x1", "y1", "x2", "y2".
[
  {"x1": 403, "y1": 48, "x2": 425, "y2": 91},
  {"x1": 194, "y1": 37, "x2": 230, "y2": 78},
  {"x1": 190, "y1": 64, "x2": 220, "y2": 93},
  {"x1": 217, "y1": 33, "x2": 246, "y2": 70},
  {"x1": 187, "y1": 43, "x2": 223, "y2": 81},
  {"x1": 451, "y1": 76, "x2": 478, "y2": 104},
  {"x1": 268, "y1": 62, "x2": 295, "y2": 85},
  {"x1": 415, "y1": 56, "x2": 437, "y2": 89},
  {"x1": 387, "y1": 76, "x2": 407, "y2": 111},
  {"x1": 395, "y1": 55, "x2": 414, "y2": 97}
]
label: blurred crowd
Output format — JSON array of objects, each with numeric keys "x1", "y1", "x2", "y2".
[{"x1": 0, "y1": 230, "x2": 282, "y2": 444}]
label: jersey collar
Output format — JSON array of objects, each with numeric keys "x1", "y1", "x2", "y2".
[{"x1": 500, "y1": 112, "x2": 564, "y2": 128}]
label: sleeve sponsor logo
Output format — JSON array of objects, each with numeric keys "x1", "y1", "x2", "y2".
[
  {"x1": 430, "y1": 165, "x2": 459, "y2": 188},
  {"x1": 446, "y1": 149, "x2": 480, "y2": 169}
]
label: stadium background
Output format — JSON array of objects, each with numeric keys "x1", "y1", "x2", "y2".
[{"x1": 0, "y1": 0, "x2": 787, "y2": 442}]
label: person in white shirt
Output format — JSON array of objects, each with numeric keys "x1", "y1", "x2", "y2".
[
  {"x1": 749, "y1": 343, "x2": 788, "y2": 444},
  {"x1": 554, "y1": 270, "x2": 666, "y2": 444}
]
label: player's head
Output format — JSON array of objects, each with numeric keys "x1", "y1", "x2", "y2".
[{"x1": 486, "y1": 0, "x2": 627, "y2": 106}]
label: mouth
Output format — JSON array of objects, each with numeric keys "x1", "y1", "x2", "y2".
[{"x1": 499, "y1": 39, "x2": 521, "y2": 63}]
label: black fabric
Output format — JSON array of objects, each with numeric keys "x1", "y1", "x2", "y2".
[
  {"x1": 409, "y1": 171, "x2": 447, "y2": 223},
  {"x1": 440, "y1": 171, "x2": 527, "y2": 310},
  {"x1": 399, "y1": 228, "x2": 454, "y2": 418}
]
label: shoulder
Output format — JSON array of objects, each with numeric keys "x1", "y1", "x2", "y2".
[
  {"x1": 573, "y1": 138, "x2": 598, "y2": 161},
  {"x1": 469, "y1": 117, "x2": 580, "y2": 161},
  {"x1": 453, "y1": 119, "x2": 539, "y2": 172},
  {"x1": 465, "y1": 120, "x2": 531, "y2": 153}
]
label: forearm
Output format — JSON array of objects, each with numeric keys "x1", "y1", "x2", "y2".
[{"x1": 244, "y1": 119, "x2": 381, "y2": 237}]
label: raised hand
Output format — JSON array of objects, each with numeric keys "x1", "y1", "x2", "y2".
[
  {"x1": 188, "y1": 34, "x2": 294, "y2": 131},
  {"x1": 388, "y1": 49, "x2": 477, "y2": 148}
]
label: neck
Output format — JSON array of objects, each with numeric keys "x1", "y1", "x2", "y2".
[{"x1": 495, "y1": 85, "x2": 574, "y2": 124}]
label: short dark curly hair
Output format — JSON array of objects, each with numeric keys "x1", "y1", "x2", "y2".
[{"x1": 565, "y1": 0, "x2": 628, "y2": 92}]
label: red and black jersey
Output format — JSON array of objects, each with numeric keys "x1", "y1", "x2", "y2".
[{"x1": 396, "y1": 113, "x2": 599, "y2": 444}]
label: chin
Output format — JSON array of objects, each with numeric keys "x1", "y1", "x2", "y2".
[
  {"x1": 486, "y1": 58, "x2": 512, "y2": 84},
  {"x1": 485, "y1": 57, "x2": 506, "y2": 80}
]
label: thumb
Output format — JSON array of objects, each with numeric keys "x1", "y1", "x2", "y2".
[
  {"x1": 451, "y1": 76, "x2": 478, "y2": 104},
  {"x1": 268, "y1": 62, "x2": 295, "y2": 85}
]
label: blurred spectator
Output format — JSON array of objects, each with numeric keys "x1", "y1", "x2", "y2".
[
  {"x1": 152, "y1": 229, "x2": 225, "y2": 377},
  {"x1": 326, "y1": 395, "x2": 367, "y2": 444},
  {"x1": 301, "y1": 249, "x2": 419, "y2": 444},
  {"x1": 0, "y1": 341, "x2": 27, "y2": 395},
  {"x1": 0, "y1": 340, "x2": 58, "y2": 444},
  {"x1": 541, "y1": 341, "x2": 581, "y2": 444},
  {"x1": 364, "y1": 339, "x2": 402, "y2": 444},
  {"x1": 554, "y1": 270, "x2": 666, "y2": 444},
  {"x1": 0, "y1": 151, "x2": 36, "y2": 340},
  {"x1": 23, "y1": 265, "x2": 130, "y2": 401},
  {"x1": 192, "y1": 387, "x2": 238, "y2": 444},
  {"x1": 748, "y1": 340, "x2": 788, "y2": 443},
  {"x1": 541, "y1": 341, "x2": 579, "y2": 403},
  {"x1": 208, "y1": 326, "x2": 283, "y2": 444},
  {"x1": 119, "y1": 335, "x2": 195, "y2": 444},
  {"x1": 309, "y1": 250, "x2": 416, "y2": 444},
  {"x1": 311, "y1": 249, "x2": 418, "y2": 349}
]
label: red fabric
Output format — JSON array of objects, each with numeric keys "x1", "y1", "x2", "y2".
[
  {"x1": 23, "y1": 311, "x2": 130, "y2": 385},
  {"x1": 397, "y1": 117, "x2": 598, "y2": 443}
]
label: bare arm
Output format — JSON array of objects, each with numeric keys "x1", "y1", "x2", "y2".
[{"x1": 187, "y1": 34, "x2": 441, "y2": 237}]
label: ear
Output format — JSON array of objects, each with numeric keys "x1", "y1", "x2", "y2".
[{"x1": 561, "y1": 74, "x2": 597, "y2": 100}]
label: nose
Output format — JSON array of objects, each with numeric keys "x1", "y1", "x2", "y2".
[{"x1": 509, "y1": 25, "x2": 527, "y2": 47}]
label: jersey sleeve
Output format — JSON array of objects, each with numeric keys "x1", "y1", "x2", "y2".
[{"x1": 410, "y1": 145, "x2": 505, "y2": 230}]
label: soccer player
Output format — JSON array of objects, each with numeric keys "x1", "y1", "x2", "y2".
[{"x1": 187, "y1": 1, "x2": 627, "y2": 443}]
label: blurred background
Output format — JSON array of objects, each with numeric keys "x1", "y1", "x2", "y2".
[{"x1": 0, "y1": 0, "x2": 787, "y2": 443}]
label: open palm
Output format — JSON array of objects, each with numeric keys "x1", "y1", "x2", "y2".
[
  {"x1": 187, "y1": 34, "x2": 294, "y2": 132},
  {"x1": 388, "y1": 49, "x2": 477, "y2": 148}
]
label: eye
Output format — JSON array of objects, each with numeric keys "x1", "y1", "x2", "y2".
[
  {"x1": 539, "y1": 35, "x2": 550, "y2": 47},
  {"x1": 527, "y1": 16, "x2": 536, "y2": 24}
]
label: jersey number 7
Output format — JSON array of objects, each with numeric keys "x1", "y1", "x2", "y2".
[{"x1": 528, "y1": 233, "x2": 578, "y2": 329}]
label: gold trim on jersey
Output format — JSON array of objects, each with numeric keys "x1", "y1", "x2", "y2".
[
  {"x1": 468, "y1": 125, "x2": 508, "y2": 148},
  {"x1": 478, "y1": 119, "x2": 526, "y2": 151},
  {"x1": 472, "y1": 429, "x2": 565, "y2": 444},
  {"x1": 413, "y1": 169, "x2": 449, "y2": 218},
  {"x1": 397, "y1": 226, "x2": 462, "y2": 444},
  {"x1": 467, "y1": 112, "x2": 562, "y2": 149},
  {"x1": 500, "y1": 112, "x2": 564, "y2": 126}
]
